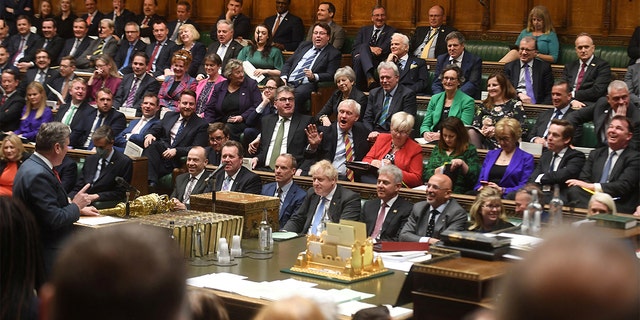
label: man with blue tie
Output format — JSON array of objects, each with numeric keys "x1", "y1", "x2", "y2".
[
  {"x1": 83, "y1": 88, "x2": 127, "y2": 149},
  {"x1": 114, "y1": 22, "x2": 147, "y2": 75},
  {"x1": 261, "y1": 153, "x2": 306, "y2": 228},
  {"x1": 527, "y1": 80, "x2": 578, "y2": 145},
  {"x1": 213, "y1": 140, "x2": 261, "y2": 194},
  {"x1": 114, "y1": 93, "x2": 161, "y2": 153},
  {"x1": 504, "y1": 36, "x2": 554, "y2": 105}
]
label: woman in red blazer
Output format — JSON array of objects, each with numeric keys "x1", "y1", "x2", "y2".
[{"x1": 362, "y1": 112, "x2": 423, "y2": 187}]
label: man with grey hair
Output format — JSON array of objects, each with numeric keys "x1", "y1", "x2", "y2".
[
  {"x1": 305, "y1": 99, "x2": 371, "y2": 181},
  {"x1": 386, "y1": 32, "x2": 429, "y2": 95},
  {"x1": 361, "y1": 165, "x2": 413, "y2": 242},
  {"x1": 431, "y1": 31, "x2": 482, "y2": 99},
  {"x1": 200, "y1": 19, "x2": 242, "y2": 76},
  {"x1": 567, "y1": 80, "x2": 640, "y2": 150},
  {"x1": 114, "y1": 22, "x2": 147, "y2": 74},
  {"x1": 504, "y1": 36, "x2": 554, "y2": 104},
  {"x1": 13, "y1": 122, "x2": 99, "y2": 277},
  {"x1": 362, "y1": 61, "x2": 417, "y2": 142}
]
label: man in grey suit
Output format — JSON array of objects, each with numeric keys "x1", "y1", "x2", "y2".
[
  {"x1": 361, "y1": 165, "x2": 413, "y2": 242},
  {"x1": 171, "y1": 146, "x2": 211, "y2": 210},
  {"x1": 399, "y1": 174, "x2": 467, "y2": 244},
  {"x1": 283, "y1": 160, "x2": 361, "y2": 235}
]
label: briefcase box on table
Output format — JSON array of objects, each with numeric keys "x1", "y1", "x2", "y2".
[{"x1": 190, "y1": 191, "x2": 279, "y2": 238}]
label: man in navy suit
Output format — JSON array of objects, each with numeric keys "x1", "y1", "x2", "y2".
[
  {"x1": 58, "y1": 18, "x2": 93, "y2": 65},
  {"x1": 69, "y1": 125, "x2": 133, "y2": 207},
  {"x1": 19, "y1": 18, "x2": 63, "y2": 67},
  {"x1": 0, "y1": 69, "x2": 24, "y2": 132},
  {"x1": 280, "y1": 22, "x2": 341, "y2": 113},
  {"x1": 13, "y1": 122, "x2": 99, "y2": 277},
  {"x1": 261, "y1": 153, "x2": 306, "y2": 228},
  {"x1": 0, "y1": 45, "x2": 18, "y2": 73},
  {"x1": 146, "y1": 20, "x2": 178, "y2": 77},
  {"x1": 562, "y1": 33, "x2": 611, "y2": 106},
  {"x1": 205, "y1": 122, "x2": 229, "y2": 166},
  {"x1": 432, "y1": 31, "x2": 482, "y2": 99},
  {"x1": 214, "y1": 140, "x2": 261, "y2": 194},
  {"x1": 114, "y1": 93, "x2": 160, "y2": 153},
  {"x1": 200, "y1": 20, "x2": 242, "y2": 76},
  {"x1": 352, "y1": 5, "x2": 396, "y2": 91},
  {"x1": 263, "y1": 0, "x2": 304, "y2": 51},
  {"x1": 114, "y1": 22, "x2": 147, "y2": 74},
  {"x1": 143, "y1": 90, "x2": 209, "y2": 186},
  {"x1": 210, "y1": 0, "x2": 251, "y2": 42},
  {"x1": 527, "y1": 80, "x2": 578, "y2": 145},
  {"x1": 81, "y1": 0, "x2": 104, "y2": 37},
  {"x1": 504, "y1": 36, "x2": 554, "y2": 105},
  {"x1": 6, "y1": 15, "x2": 41, "y2": 69},
  {"x1": 136, "y1": 0, "x2": 164, "y2": 40},
  {"x1": 83, "y1": 88, "x2": 127, "y2": 149},
  {"x1": 361, "y1": 165, "x2": 413, "y2": 242},
  {"x1": 109, "y1": 0, "x2": 136, "y2": 38},
  {"x1": 386, "y1": 32, "x2": 429, "y2": 95},
  {"x1": 171, "y1": 146, "x2": 211, "y2": 210},
  {"x1": 19, "y1": 49, "x2": 56, "y2": 96},
  {"x1": 168, "y1": 1, "x2": 200, "y2": 42},
  {"x1": 48, "y1": 55, "x2": 78, "y2": 104},
  {"x1": 113, "y1": 52, "x2": 161, "y2": 113},
  {"x1": 410, "y1": 5, "x2": 456, "y2": 59}
]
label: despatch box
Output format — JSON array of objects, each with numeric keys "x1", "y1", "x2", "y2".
[{"x1": 190, "y1": 191, "x2": 279, "y2": 238}]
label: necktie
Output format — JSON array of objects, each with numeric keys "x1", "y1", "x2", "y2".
[
  {"x1": 272, "y1": 14, "x2": 282, "y2": 35},
  {"x1": 276, "y1": 187, "x2": 283, "y2": 204},
  {"x1": 121, "y1": 43, "x2": 134, "y2": 71},
  {"x1": 549, "y1": 153, "x2": 558, "y2": 173},
  {"x1": 216, "y1": 44, "x2": 227, "y2": 59},
  {"x1": 310, "y1": 197, "x2": 327, "y2": 235},
  {"x1": 94, "y1": 158, "x2": 107, "y2": 182},
  {"x1": 53, "y1": 168, "x2": 61, "y2": 182},
  {"x1": 378, "y1": 93, "x2": 391, "y2": 127},
  {"x1": 396, "y1": 59, "x2": 404, "y2": 71},
  {"x1": 420, "y1": 27, "x2": 437, "y2": 59},
  {"x1": 222, "y1": 176, "x2": 232, "y2": 191},
  {"x1": 86, "y1": 13, "x2": 92, "y2": 25},
  {"x1": 170, "y1": 21, "x2": 182, "y2": 42},
  {"x1": 553, "y1": 109, "x2": 563, "y2": 119},
  {"x1": 371, "y1": 202, "x2": 387, "y2": 240},
  {"x1": 141, "y1": 16, "x2": 150, "y2": 26},
  {"x1": 291, "y1": 48, "x2": 320, "y2": 84},
  {"x1": 172, "y1": 118, "x2": 186, "y2": 147},
  {"x1": 576, "y1": 62, "x2": 587, "y2": 91},
  {"x1": 450, "y1": 59, "x2": 458, "y2": 66},
  {"x1": 63, "y1": 105, "x2": 78, "y2": 125},
  {"x1": 599, "y1": 151, "x2": 616, "y2": 183},
  {"x1": 12, "y1": 37, "x2": 26, "y2": 65},
  {"x1": 183, "y1": 176, "x2": 196, "y2": 203},
  {"x1": 147, "y1": 42, "x2": 161, "y2": 72},
  {"x1": 425, "y1": 209, "x2": 439, "y2": 237},
  {"x1": 269, "y1": 118, "x2": 286, "y2": 169},
  {"x1": 93, "y1": 39, "x2": 105, "y2": 55},
  {"x1": 37, "y1": 71, "x2": 46, "y2": 83},
  {"x1": 343, "y1": 131, "x2": 355, "y2": 181},
  {"x1": 93, "y1": 113, "x2": 105, "y2": 131},
  {"x1": 0, "y1": 95, "x2": 6, "y2": 105},
  {"x1": 370, "y1": 29, "x2": 380, "y2": 46},
  {"x1": 44, "y1": 39, "x2": 50, "y2": 49},
  {"x1": 523, "y1": 63, "x2": 536, "y2": 104},
  {"x1": 125, "y1": 77, "x2": 140, "y2": 107},
  {"x1": 70, "y1": 38, "x2": 80, "y2": 56}
]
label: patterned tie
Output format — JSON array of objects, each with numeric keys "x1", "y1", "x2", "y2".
[
  {"x1": 369, "y1": 29, "x2": 380, "y2": 46},
  {"x1": 37, "y1": 71, "x2": 46, "y2": 84},
  {"x1": 221, "y1": 176, "x2": 232, "y2": 191},
  {"x1": 378, "y1": 93, "x2": 391, "y2": 127},
  {"x1": 310, "y1": 197, "x2": 327, "y2": 235},
  {"x1": 172, "y1": 118, "x2": 186, "y2": 147},
  {"x1": 141, "y1": 16, "x2": 150, "y2": 26},
  {"x1": 12, "y1": 37, "x2": 26, "y2": 65},
  {"x1": 93, "y1": 39, "x2": 105, "y2": 55},
  {"x1": 272, "y1": 14, "x2": 282, "y2": 35},
  {"x1": 147, "y1": 42, "x2": 161, "y2": 72},
  {"x1": 575, "y1": 62, "x2": 587, "y2": 91},
  {"x1": 269, "y1": 118, "x2": 286, "y2": 169},
  {"x1": 183, "y1": 176, "x2": 196, "y2": 203},
  {"x1": 125, "y1": 77, "x2": 140, "y2": 108},
  {"x1": 120, "y1": 43, "x2": 134, "y2": 71},
  {"x1": 371, "y1": 202, "x2": 387, "y2": 240},
  {"x1": 599, "y1": 151, "x2": 616, "y2": 183},
  {"x1": 291, "y1": 48, "x2": 320, "y2": 84},
  {"x1": 419, "y1": 27, "x2": 437, "y2": 59},
  {"x1": 425, "y1": 209, "x2": 439, "y2": 237},
  {"x1": 275, "y1": 187, "x2": 283, "y2": 203},
  {"x1": 523, "y1": 63, "x2": 536, "y2": 104},
  {"x1": 343, "y1": 131, "x2": 355, "y2": 181}
]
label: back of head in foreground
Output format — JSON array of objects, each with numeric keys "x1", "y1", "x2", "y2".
[
  {"x1": 253, "y1": 296, "x2": 333, "y2": 320},
  {"x1": 40, "y1": 224, "x2": 188, "y2": 320},
  {"x1": 497, "y1": 227, "x2": 639, "y2": 320}
]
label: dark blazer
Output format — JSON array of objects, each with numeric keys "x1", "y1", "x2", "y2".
[
  {"x1": 20, "y1": 35, "x2": 64, "y2": 65},
  {"x1": 180, "y1": 41, "x2": 207, "y2": 77},
  {"x1": 562, "y1": 56, "x2": 611, "y2": 103},
  {"x1": 205, "y1": 146, "x2": 221, "y2": 166},
  {"x1": 504, "y1": 58, "x2": 554, "y2": 105},
  {"x1": 58, "y1": 36, "x2": 93, "y2": 64},
  {"x1": 54, "y1": 155, "x2": 77, "y2": 194},
  {"x1": 87, "y1": 108, "x2": 127, "y2": 137},
  {"x1": 136, "y1": 13, "x2": 164, "y2": 39},
  {"x1": 81, "y1": 10, "x2": 105, "y2": 37},
  {"x1": 398, "y1": 56, "x2": 429, "y2": 95},
  {"x1": 202, "y1": 40, "x2": 243, "y2": 74},
  {"x1": 526, "y1": 106, "x2": 577, "y2": 142},
  {"x1": 13, "y1": 154, "x2": 80, "y2": 275},
  {"x1": 264, "y1": 12, "x2": 305, "y2": 51},
  {"x1": 69, "y1": 150, "x2": 132, "y2": 202},
  {"x1": 399, "y1": 199, "x2": 467, "y2": 242},
  {"x1": 315, "y1": 88, "x2": 368, "y2": 122},
  {"x1": 361, "y1": 197, "x2": 413, "y2": 242},
  {"x1": 0, "y1": 92, "x2": 25, "y2": 132},
  {"x1": 577, "y1": 147, "x2": 640, "y2": 213},
  {"x1": 113, "y1": 39, "x2": 147, "y2": 74},
  {"x1": 145, "y1": 39, "x2": 178, "y2": 77},
  {"x1": 112, "y1": 73, "x2": 161, "y2": 113},
  {"x1": 203, "y1": 78, "x2": 262, "y2": 123},
  {"x1": 146, "y1": 112, "x2": 209, "y2": 158},
  {"x1": 76, "y1": 36, "x2": 118, "y2": 69},
  {"x1": 171, "y1": 171, "x2": 212, "y2": 209},
  {"x1": 282, "y1": 185, "x2": 361, "y2": 234},
  {"x1": 54, "y1": 101, "x2": 94, "y2": 149},
  {"x1": 628, "y1": 26, "x2": 640, "y2": 65},
  {"x1": 352, "y1": 24, "x2": 396, "y2": 60},
  {"x1": 214, "y1": 166, "x2": 261, "y2": 195},
  {"x1": 528, "y1": 147, "x2": 586, "y2": 201},
  {"x1": 109, "y1": 9, "x2": 136, "y2": 38},
  {"x1": 314, "y1": 122, "x2": 370, "y2": 164},
  {"x1": 19, "y1": 67, "x2": 56, "y2": 96},
  {"x1": 211, "y1": 13, "x2": 251, "y2": 40},
  {"x1": 362, "y1": 85, "x2": 417, "y2": 133},
  {"x1": 567, "y1": 96, "x2": 640, "y2": 150},
  {"x1": 475, "y1": 147, "x2": 535, "y2": 196},
  {"x1": 168, "y1": 19, "x2": 200, "y2": 41},
  {"x1": 114, "y1": 115, "x2": 160, "y2": 152},
  {"x1": 6, "y1": 32, "x2": 41, "y2": 59},
  {"x1": 262, "y1": 181, "x2": 306, "y2": 228},
  {"x1": 410, "y1": 25, "x2": 457, "y2": 59},
  {"x1": 432, "y1": 50, "x2": 483, "y2": 99},
  {"x1": 257, "y1": 113, "x2": 313, "y2": 170},
  {"x1": 53, "y1": 13, "x2": 77, "y2": 40},
  {"x1": 281, "y1": 42, "x2": 342, "y2": 84}
]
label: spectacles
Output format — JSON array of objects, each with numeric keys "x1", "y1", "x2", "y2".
[
  {"x1": 264, "y1": 86, "x2": 277, "y2": 90},
  {"x1": 391, "y1": 128, "x2": 409, "y2": 136},
  {"x1": 483, "y1": 204, "x2": 502, "y2": 209},
  {"x1": 313, "y1": 31, "x2": 328, "y2": 35},
  {"x1": 425, "y1": 183, "x2": 449, "y2": 191},
  {"x1": 209, "y1": 136, "x2": 225, "y2": 142},
  {"x1": 277, "y1": 97, "x2": 294, "y2": 102},
  {"x1": 519, "y1": 47, "x2": 535, "y2": 52}
]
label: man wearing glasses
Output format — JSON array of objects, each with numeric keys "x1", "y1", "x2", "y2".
[{"x1": 504, "y1": 36, "x2": 554, "y2": 105}]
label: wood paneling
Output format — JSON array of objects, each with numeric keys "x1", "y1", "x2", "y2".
[{"x1": 491, "y1": 1, "x2": 528, "y2": 31}]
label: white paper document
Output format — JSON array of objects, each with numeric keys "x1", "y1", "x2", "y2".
[
  {"x1": 77, "y1": 215, "x2": 127, "y2": 226},
  {"x1": 242, "y1": 61, "x2": 265, "y2": 83}
]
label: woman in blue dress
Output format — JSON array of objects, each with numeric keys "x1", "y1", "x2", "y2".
[{"x1": 500, "y1": 5, "x2": 559, "y2": 64}]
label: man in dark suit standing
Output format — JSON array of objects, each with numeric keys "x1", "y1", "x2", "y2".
[
  {"x1": 399, "y1": 174, "x2": 467, "y2": 244},
  {"x1": 280, "y1": 22, "x2": 341, "y2": 113},
  {"x1": 54, "y1": 78, "x2": 94, "y2": 149},
  {"x1": 171, "y1": 146, "x2": 211, "y2": 210},
  {"x1": 113, "y1": 52, "x2": 161, "y2": 114},
  {"x1": 210, "y1": 0, "x2": 251, "y2": 42},
  {"x1": 146, "y1": 20, "x2": 178, "y2": 78},
  {"x1": 282, "y1": 160, "x2": 361, "y2": 235},
  {"x1": 386, "y1": 32, "x2": 429, "y2": 95},
  {"x1": 261, "y1": 153, "x2": 306, "y2": 228},
  {"x1": 432, "y1": 31, "x2": 482, "y2": 99},
  {"x1": 214, "y1": 140, "x2": 261, "y2": 194},
  {"x1": 168, "y1": 1, "x2": 200, "y2": 42},
  {"x1": 114, "y1": 93, "x2": 161, "y2": 153},
  {"x1": 529, "y1": 119, "x2": 586, "y2": 202},
  {"x1": 263, "y1": 0, "x2": 304, "y2": 51},
  {"x1": 352, "y1": 5, "x2": 396, "y2": 91},
  {"x1": 69, "y1": 125, "x2": 133, "y2": 207},
  {"x1": 13, "y1": 122, "x2": 99, "y2": 277},
  {"x1": 362, "y1": 62, "x2": 417, "y2": 141},
  {"x1": 504, "y1": 36, "x2": 554, "y2": 105},
  {"x1": 81, "y1": 0, "x2": 104, "y2": 37},
  {"x1": 250, "y1": 86, "x2": 314, "y2": 173},
  {"x1": 143, "y1": 90, "x2": 209, "y2": 186},
  {"x1": 305, "y1": 99, "x2": 371, "y2": 181},
  {"x1": 562, "y1": 33, "x2": 611, "y2": 106},
  {"x1": 136, "y1": 0, "x2": 164, "y2": 41},
  {"x1": 58, "y1": 19, "x2": 93, "y2": 65},
  {"x1": 567, "y1": 115, "x2": 640, "y2": 214},
  {"x1": 410, "y1": 5, "x2": 456, "y2": 60},
  {"x1": 205, "y1": 122, "x2": 229, "y2": 166},
  {"x1": 361, "y1": 165, "x2": 413, "y2": 242},
  {"x1": 527, "y1": 80, "x2": 578, "y2": 145},
  {"x1": 83, "y1": 88, "x2": 127, "y2": 149},
  {"x1": 0, "y1": 69, "x2": 24, "y2": 132},
  {"x1": 114, "y1": 22, "x2": 147, "y2": 74}
]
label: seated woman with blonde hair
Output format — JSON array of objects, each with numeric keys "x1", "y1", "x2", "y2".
[
  {"x1": 468, "y1": 188, "x2": 514, "y2": 232},
  {"x1": 587, "y1": 192, "x2": 617, "y2": 216},
  {"x1": 0, "y1": 134, "x2": 29, "y2": 196}
]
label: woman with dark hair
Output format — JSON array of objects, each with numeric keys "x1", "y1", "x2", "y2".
[
  {"x1": 196, "y1": 53, "x2": 226, "y2": 117},
  {"x1": 469, "y1": 72, "x2": 527, "y2": 149},
  {"x1": 0, "y1": 197, "x2": 44, "y2": 320},
  {"x1": 237, "y1": 24, "x2": 283, "y2": 84},
  {"x1": 0, "y1": 134, "x2": 29, "y2": 196},
  {"x1": 14, "y1": 82, "x2": 53, "y2": 142},
  {"x1": 424, "y1": 117, "x2": 480, "y2": 194},
  {"x1": 159, "y1": 50, "x2": 198, "y2": 111},
  {"x1": 315, "y1": 66, "x2": 368, "y2": 126},
  {"x1": 467, "y1": 188, "x2": 514, "y2": 232}
]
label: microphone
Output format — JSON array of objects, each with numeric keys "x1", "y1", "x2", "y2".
[
  {"x1": 116, "y1": 176, "x2": 140, "y2": 197},
  {"x1": 204, "y1": 162, "x2": 226, "y2": 183}
]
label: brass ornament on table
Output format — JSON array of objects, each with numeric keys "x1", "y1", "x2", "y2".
[{"x1": 98, "y1": 193, "x2": 175, "y2": 217}]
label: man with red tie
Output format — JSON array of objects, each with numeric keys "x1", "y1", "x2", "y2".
[{"x1": 562, "y1": 33, "x2": 611, "y2": 107}]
